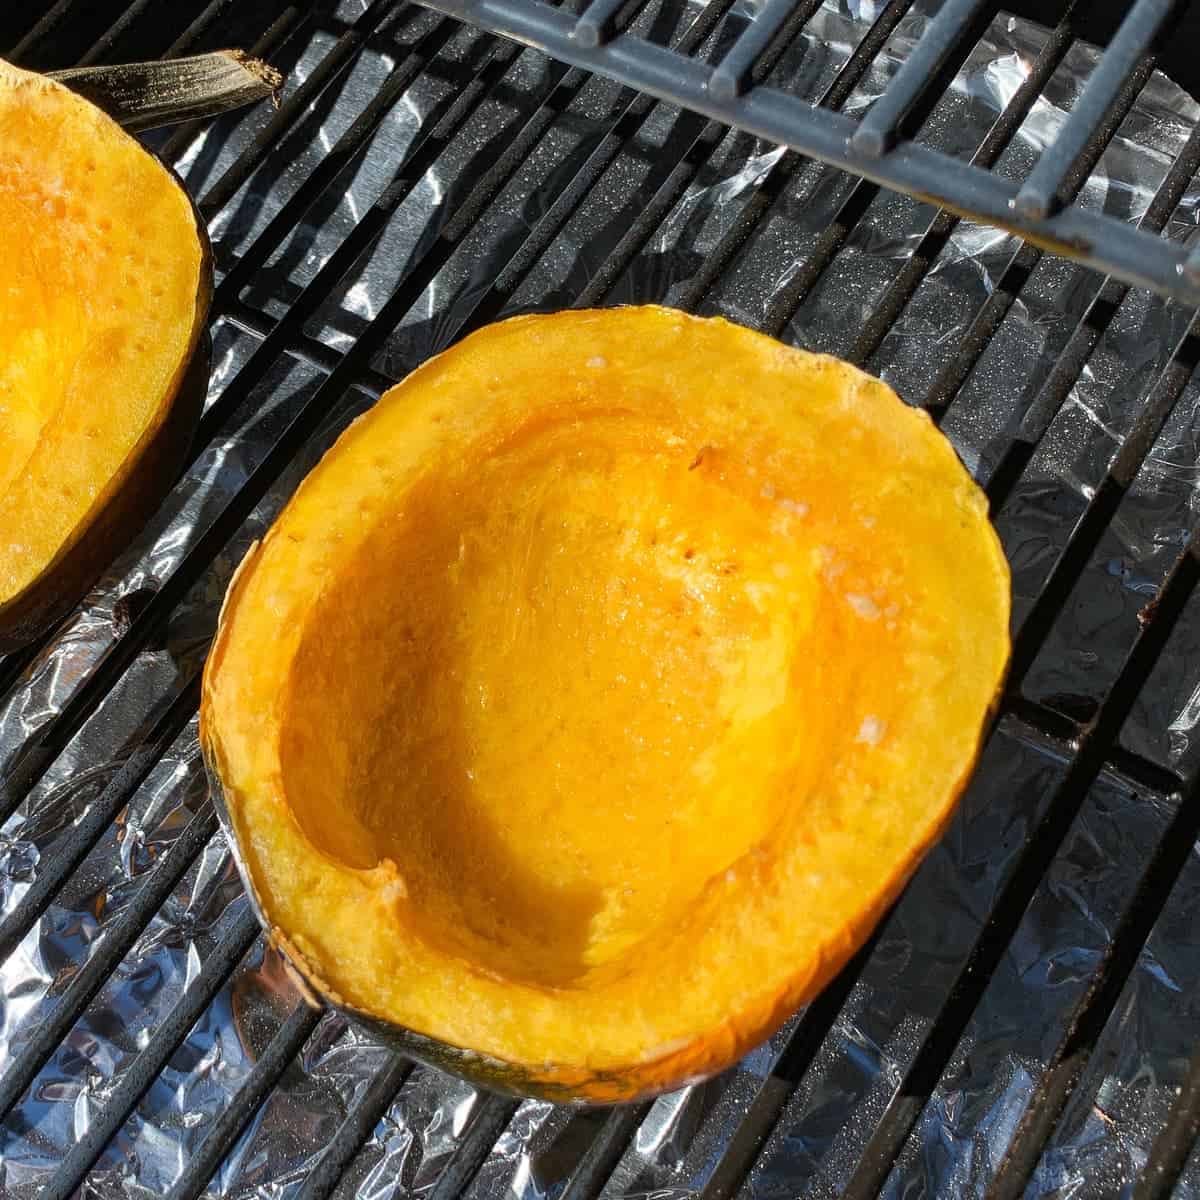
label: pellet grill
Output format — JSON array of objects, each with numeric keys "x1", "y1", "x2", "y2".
[{"x1": 3, "y1": 0, "x2": 1200, "y2": 1197}]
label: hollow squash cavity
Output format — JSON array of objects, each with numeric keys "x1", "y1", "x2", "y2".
[
  {"x1": 202, "y1": 306, "x2": 1011, "y2": 1101},
  {"x1": 0, "y1": 59, "x2": 207, "y2": 630},
  {"x1": 280, "y1": 413, "x2": 822, "y2": 987}
]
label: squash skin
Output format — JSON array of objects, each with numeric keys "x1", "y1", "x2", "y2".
[
  {"x1": 201, "y1": 306, "x2": 1011, "y2": 1104},
  {"x1": 0, "y1": 62, "x2": 213, "y2": 652}
]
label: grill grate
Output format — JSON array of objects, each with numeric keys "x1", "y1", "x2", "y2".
[
  {"x1": 404, "y1": 0, "x2": 1200, "y2": 305},
  {"x1": 2, "y1": 1, "x2": 1200, "y2": 1198}
]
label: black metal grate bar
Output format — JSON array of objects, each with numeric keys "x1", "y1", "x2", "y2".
[
  {"x1": 850, "y1": 0, "x2": 994, "y2": 157},
  {"x1": 0, "y1": 620, "x2": 67, "y2": 703},
  {"x1": 1006, "y1": 317, "x2": 1200, "y2": 690},
  {"x1": 158, "y1": 6, "x2": 308, "y2": 163},
  {"x1": 40, "y1": 905, "x2": 262, "y2": 1200},
  {"x1": 293, "y1": 1054, "x2": 415, "y2": 1200},
  {"x1": 709, "y1": 0, "x2": 809, "y2": 101},
  {"x1": 984, "y1": 122, "x2": 1200, "y2": 510},
  {"x1": 567, "y1": 116, "x2": 729, "y2": 309},
  {"x1": 676, "y1": 0, "x2": 916, "y2": 313},
  {"x1": 220, "y1": 305, "x2": 394, "y2": 390},
  {"x1": 1007, "y1": 699, "x2": 1186, "y2": 798},
  {"x1": 195, "y1": 0, "x2": 400, "y2": 222},
  {"x1": 429, "y1": 1097, "x2": 522, "y2": 1200},
  {"x1": 702, "y1": 932, "x2": 883, "y2": 1200},
  {"x1": 560, "y1": 1102, "x2": 653, "y2": 1200},
  {"x1": 761, "y1": 5, "x2": 1076, "y2": 342},
  {"x1": 1013, "y1": 0, "x2": 1177, "y2": 218},
  {"x1": 0, "y1": 806, "x2": 221, "y2": 1121},
  {"x1": 920, "y1": 36, "x2": 1165, "y2": 424},
  {"x1": 1135, "y1": 1044, "x2": 1200, "y2": 1198},
  {"x1": 987, "y1": 732, "x2": 1200, "y2": 1194},
  {"x1": 409, "y1": 0, "x2": 1200, "y2": 306},
  {"x1": 9, "y1": 0, "x2": 80, "y2": 63},
  {"x1": 0, "y1": 675, "x2": 202, "y2": 963},
  {"x1": 78, "y1": 0, "x2": 158, "y2": 67},
  {"x1": 166, "y1": 999, "x2": 324, "y2": 1200},
  {"x1": 166, "y1": 0, "x2": 240, "y2": 58}
]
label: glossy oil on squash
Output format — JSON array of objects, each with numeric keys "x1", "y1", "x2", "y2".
[
  {"x1": 202, "y1": 306, "x2": 1010, "y2": 1102},
  {"x1": 0, "y1": 59, "x2": 210, "y2": 648}
]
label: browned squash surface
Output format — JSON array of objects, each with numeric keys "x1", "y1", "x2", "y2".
[
  {"x1": 202, "y1": 306, "x2": 1010, "y2": 1102},
  {"x1": 0, "y1": 59, "x2": 210, "y2": 647}
]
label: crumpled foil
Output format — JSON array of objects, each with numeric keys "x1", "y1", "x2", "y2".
[{"x1": 2, "y1": 1, "x2": 1200, "y2": 1197}]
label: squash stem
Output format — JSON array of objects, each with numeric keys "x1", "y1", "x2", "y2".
[{"x1": 49, "y1": 50, "x2": 282, "y2": 133}]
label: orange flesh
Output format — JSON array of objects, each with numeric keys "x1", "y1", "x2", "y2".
[
  {"x1": 282, "y1": 414, "x2": 821, "y2": 987},
  {"x1": 0, "y1": 60, "x2": 203, "y2": 603},
  {"x1": 203, "y1": 307, "x2": 1010, "y2": 1095}
]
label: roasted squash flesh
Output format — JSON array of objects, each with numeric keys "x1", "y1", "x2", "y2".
[
  {"x1": 281, "y1": 412, "x2": 816, "y2": 989},
  {"x1": 203, "y1": 306, "x2": 1010, "y2": 1101},
  {"x1": 0, "y1": 60, "x2": 207, "y2": 634}
]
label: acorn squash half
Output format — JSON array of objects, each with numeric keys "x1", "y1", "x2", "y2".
[
  {"x1": 201, "y1": 306, "x2": 1010, "y2": 1103},
  {"x1": 0, "y1": 59, "x2": 212, "y2": 649}
]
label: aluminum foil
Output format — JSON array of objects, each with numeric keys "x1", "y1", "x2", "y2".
[{"x1": 2, "y1": 1, "x2": 1200, "y2": 1196}]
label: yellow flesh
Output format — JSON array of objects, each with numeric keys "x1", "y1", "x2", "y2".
[
  {"x1": 282, "y1": 416, "x2": 819, "y2": 987},
  {"x1": 204, "y1": 307, "x2": 1010, "y2": 1088},
  {"x1": 0, "y1": 60, "x2": 202, "y2": 602}
]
